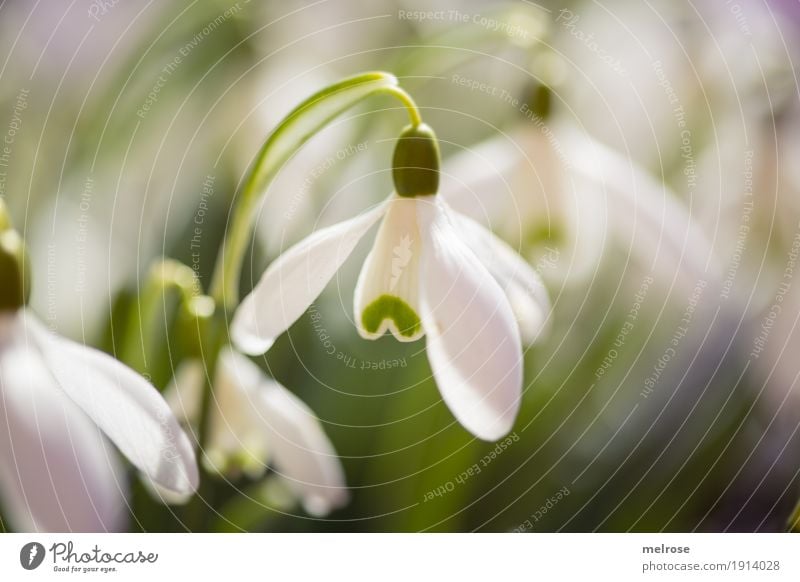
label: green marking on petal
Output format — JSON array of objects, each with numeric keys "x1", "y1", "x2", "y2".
[
  {"x1": 526, "y1": 221, "x2": 564, "y2": 247},
  {"x1": 361, "y1": 294, "x2": 421, "y2": 339}
]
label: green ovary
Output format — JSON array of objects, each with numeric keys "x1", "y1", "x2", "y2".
[{"x1": 361, "y1": 294, "x2": 421, "y2": 339}]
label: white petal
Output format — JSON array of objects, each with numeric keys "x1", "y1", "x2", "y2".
[
  {"x1": 440, "y1": 128, "x2": 608, "y2": 288},
  {"x1": 417, "y1": 201, "x2": 523, "y2": 441},
  {"x1": 231, "y1": 200, "x2": 389, "y2": 355},
  {"x1": 438, "y1": 136, "x2": 524, "y2": 224},
  {"x1": 140, "y1": 479, "x2": 194, "y2": 507},
  {"x1": 205, "y1": 350, "x2": 270, "y2": 477},
  {"x1": 258, "y1": 387, "x2": 348, "y2": 516},
  {"x1": 216, "y1": 350, "x2": 348, "y2": 516},
  {"x1": 552, "y1": 168, "x2": 609, "y2": 284},
  {"x1": 150, "y1": 360, "x2": 208, "y2": 506},
  {"x1": 24, "y1": 312, "x2": 199, "y2": 496},
  {"x1": 566, "y1": 127, "x2": 719, "y2": 286},
  {"x1": 0, "y1": 319, "x2": 128, "y2": 532},
  {"x1": 163, "y1": 359, "x2": 206, "y2": 427},
  {"x1": 453, "y1": 210, "x2": 551, "y2": 344},
  {"x1": 354, "y1": 195, "x2": 424, "y2": 342}
]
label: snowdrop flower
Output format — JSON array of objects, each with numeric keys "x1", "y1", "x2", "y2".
[
  {"x1": 440, "y1": 119, "x2": 717, "y2": 291},
  {"x1": 439, "y1": 120, "x2": 603, "y2": 285},
  {"x1": 0, "y1": 208, "x2": 198, "y2": 531},
  {"x1": 165, "y1": 348, "x2": 348, "y2": 516},
  {"x1": 231, "y1": 124, "x2": 551, "y2": 440}
]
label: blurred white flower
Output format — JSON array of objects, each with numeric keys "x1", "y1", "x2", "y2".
[
  {"x1": 440, "y1": 122, "x2": 717, "y2": 291},
  {"x1": 439, "y1": 124, "x2": 603, "y2": 285},
  {"x1": 0, "y1": 309, "x2": 199, "y2": 532},
  {"x1": 231, "y1": 181, "x2": 550, "y2": 441},
  {"x1": 165, "y1": 348, "x2": 348, "y2": 517}
]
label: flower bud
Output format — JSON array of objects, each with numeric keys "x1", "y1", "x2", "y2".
[
  {"x1": 392, "y1": 123, "x2": 440, "y2": 197},
  {"x1": 521, "y1": 82, "x2": 552, "y2": 120},
  {"x1": 0, "y1": 229, "x2": 30, "y2": 311}
]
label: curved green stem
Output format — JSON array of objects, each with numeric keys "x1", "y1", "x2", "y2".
[
  {"x1": 122, "y1": 259, "x2": 208, "y2": 376},
  {"x1": 376, "y1": 85, "x2": 423, "y2": 126},
  {"x1": 209, "y1": 71, "x2": 424, "y2": 311}
]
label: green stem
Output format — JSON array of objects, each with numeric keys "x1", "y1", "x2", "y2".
[
  {"x1": 208, "y1": 71, "x2": 423, "y2": 311},
  {"x1": 195, "y1": 311, "x2": 225, "y2": 455},
  {"x1": 187, "y1": 314, "x2": 225, "y2": 532},
  {"x1": 376, "y1": 85, "x2": 423, "y2": 126},
  {"x1": 122, "y1": 259, "x2": 199, "y2": 375},
  {"x1": 788, "y1": 496, "x2": 800, "y2": 532}
]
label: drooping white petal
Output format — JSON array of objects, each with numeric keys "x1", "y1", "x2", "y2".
[
  {"x1": 216, "y1": 350, "x2": 348, "y2": 515},
  {"x1": 255, "y1": 383, "x2": 348, "y2": 516},
  {"x1": 163, "y1": 359, "x2": 206, "y2": 427},
  {"x1": 566, "y1": 127, "x2": 719, "y2": 287},
  {"x1": 440, "y1": 127, "x2": 606, "y2": 287},
  {"x1": 23, "y1": 312, "x2": 199, "y2": 496},
  {"x1": 555, "y1": 167, "x2": 609, "y2": 284},
  {"x1": 438, "y1": 135, "x2": 526, "y2": 227},
  {"x1": 354, "y1": 195, "x2": 424, "y2": 342},
  {"x1": 149, "y1": 360, "x2": 208, "y2": 506},
  {"x1": 0, "y1": 315, "x2": 128, "y2": 532},
  {"x1": 205, "y1": 350, "x2": 270, "y2": 477},
  {"x1": 232, "y1": 200, "x2": 390, "y2": 355},
  {"x1": 140, "y1": 477, "x2": 194, "y2": 507},
  {"x1": 453, "y1": 210, "x2": 551, "y2": 344},
  {"x1": 417, "y1": 200, "x2": 523, "y2": 441}
]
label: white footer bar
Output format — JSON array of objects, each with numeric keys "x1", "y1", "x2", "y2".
[{"x1": 1, "y1": 533, "x2": 797, "y2": 581}]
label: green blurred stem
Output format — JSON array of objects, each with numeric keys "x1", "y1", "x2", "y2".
[
  {"x1": 187, "y1": 319, "x2": 225, "y2": 532},
  {"x1": 208, "y1": 72, "x2": 423, "y2": 311},
  {"x1": 123, "y1": 259, "x2": 200, "y2": 375},
  {"x1": 122, "y1": 259, "x2": 214, "y2": 374},
  {"x1": 788, "y1": 497, "x2": 800, "y2": 532}
]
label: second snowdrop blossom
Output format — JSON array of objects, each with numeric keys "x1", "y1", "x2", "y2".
[
  {"x1": 165, "y1": 348, "x2": 348, "y2": 516},
  {"x1": 0, "y1": 203, "x2": 198, "y2": 531},
  {"x1": 232, "y1": 123, "x2": 551, "y2": 441}
]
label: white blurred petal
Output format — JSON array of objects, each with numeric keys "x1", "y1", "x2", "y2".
[
  {"x1": 216, "y1": 350, "x2": 348, "y2": 515},
  {"x1": 205, "y1": 350, "x2": 269, "y2": 477},
  {"x1": 140, "y1": 479, "x2": 194, "y2": 507},
  {"x1": 417, "y1": 202, "x2": 523, "y2": 441},
  {"x1": 148, "y1": 360, "x2": 208, "y2": 506},
  {"x1": 163, "y1": 359, "x2": 206, "y2": 427},
  {"x1": 440, "y1": 128, "x2": 604, "y2": 286},
  {"x1": 0, "y1": 316, "x2": 128, "y2": 532},
  {"x1": 566, "y1": 128, "x2": 719, "y2": 287},
  {"x1": 439, "y1": 136, "x2": 525, "y2": 225},
  {"x1": 232, "y1": 200, "x2": 389, "y2": 355},
  {"x1": 252, "y1": 378, "x2": 348, "y2": 516},
  {"x1": 24, "y1": 312, "x2": 199, "y2": 496}
]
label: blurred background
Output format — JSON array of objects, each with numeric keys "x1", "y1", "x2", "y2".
[{"x1": 1, "y1": 0, "x2": 800, "y2": 532}]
